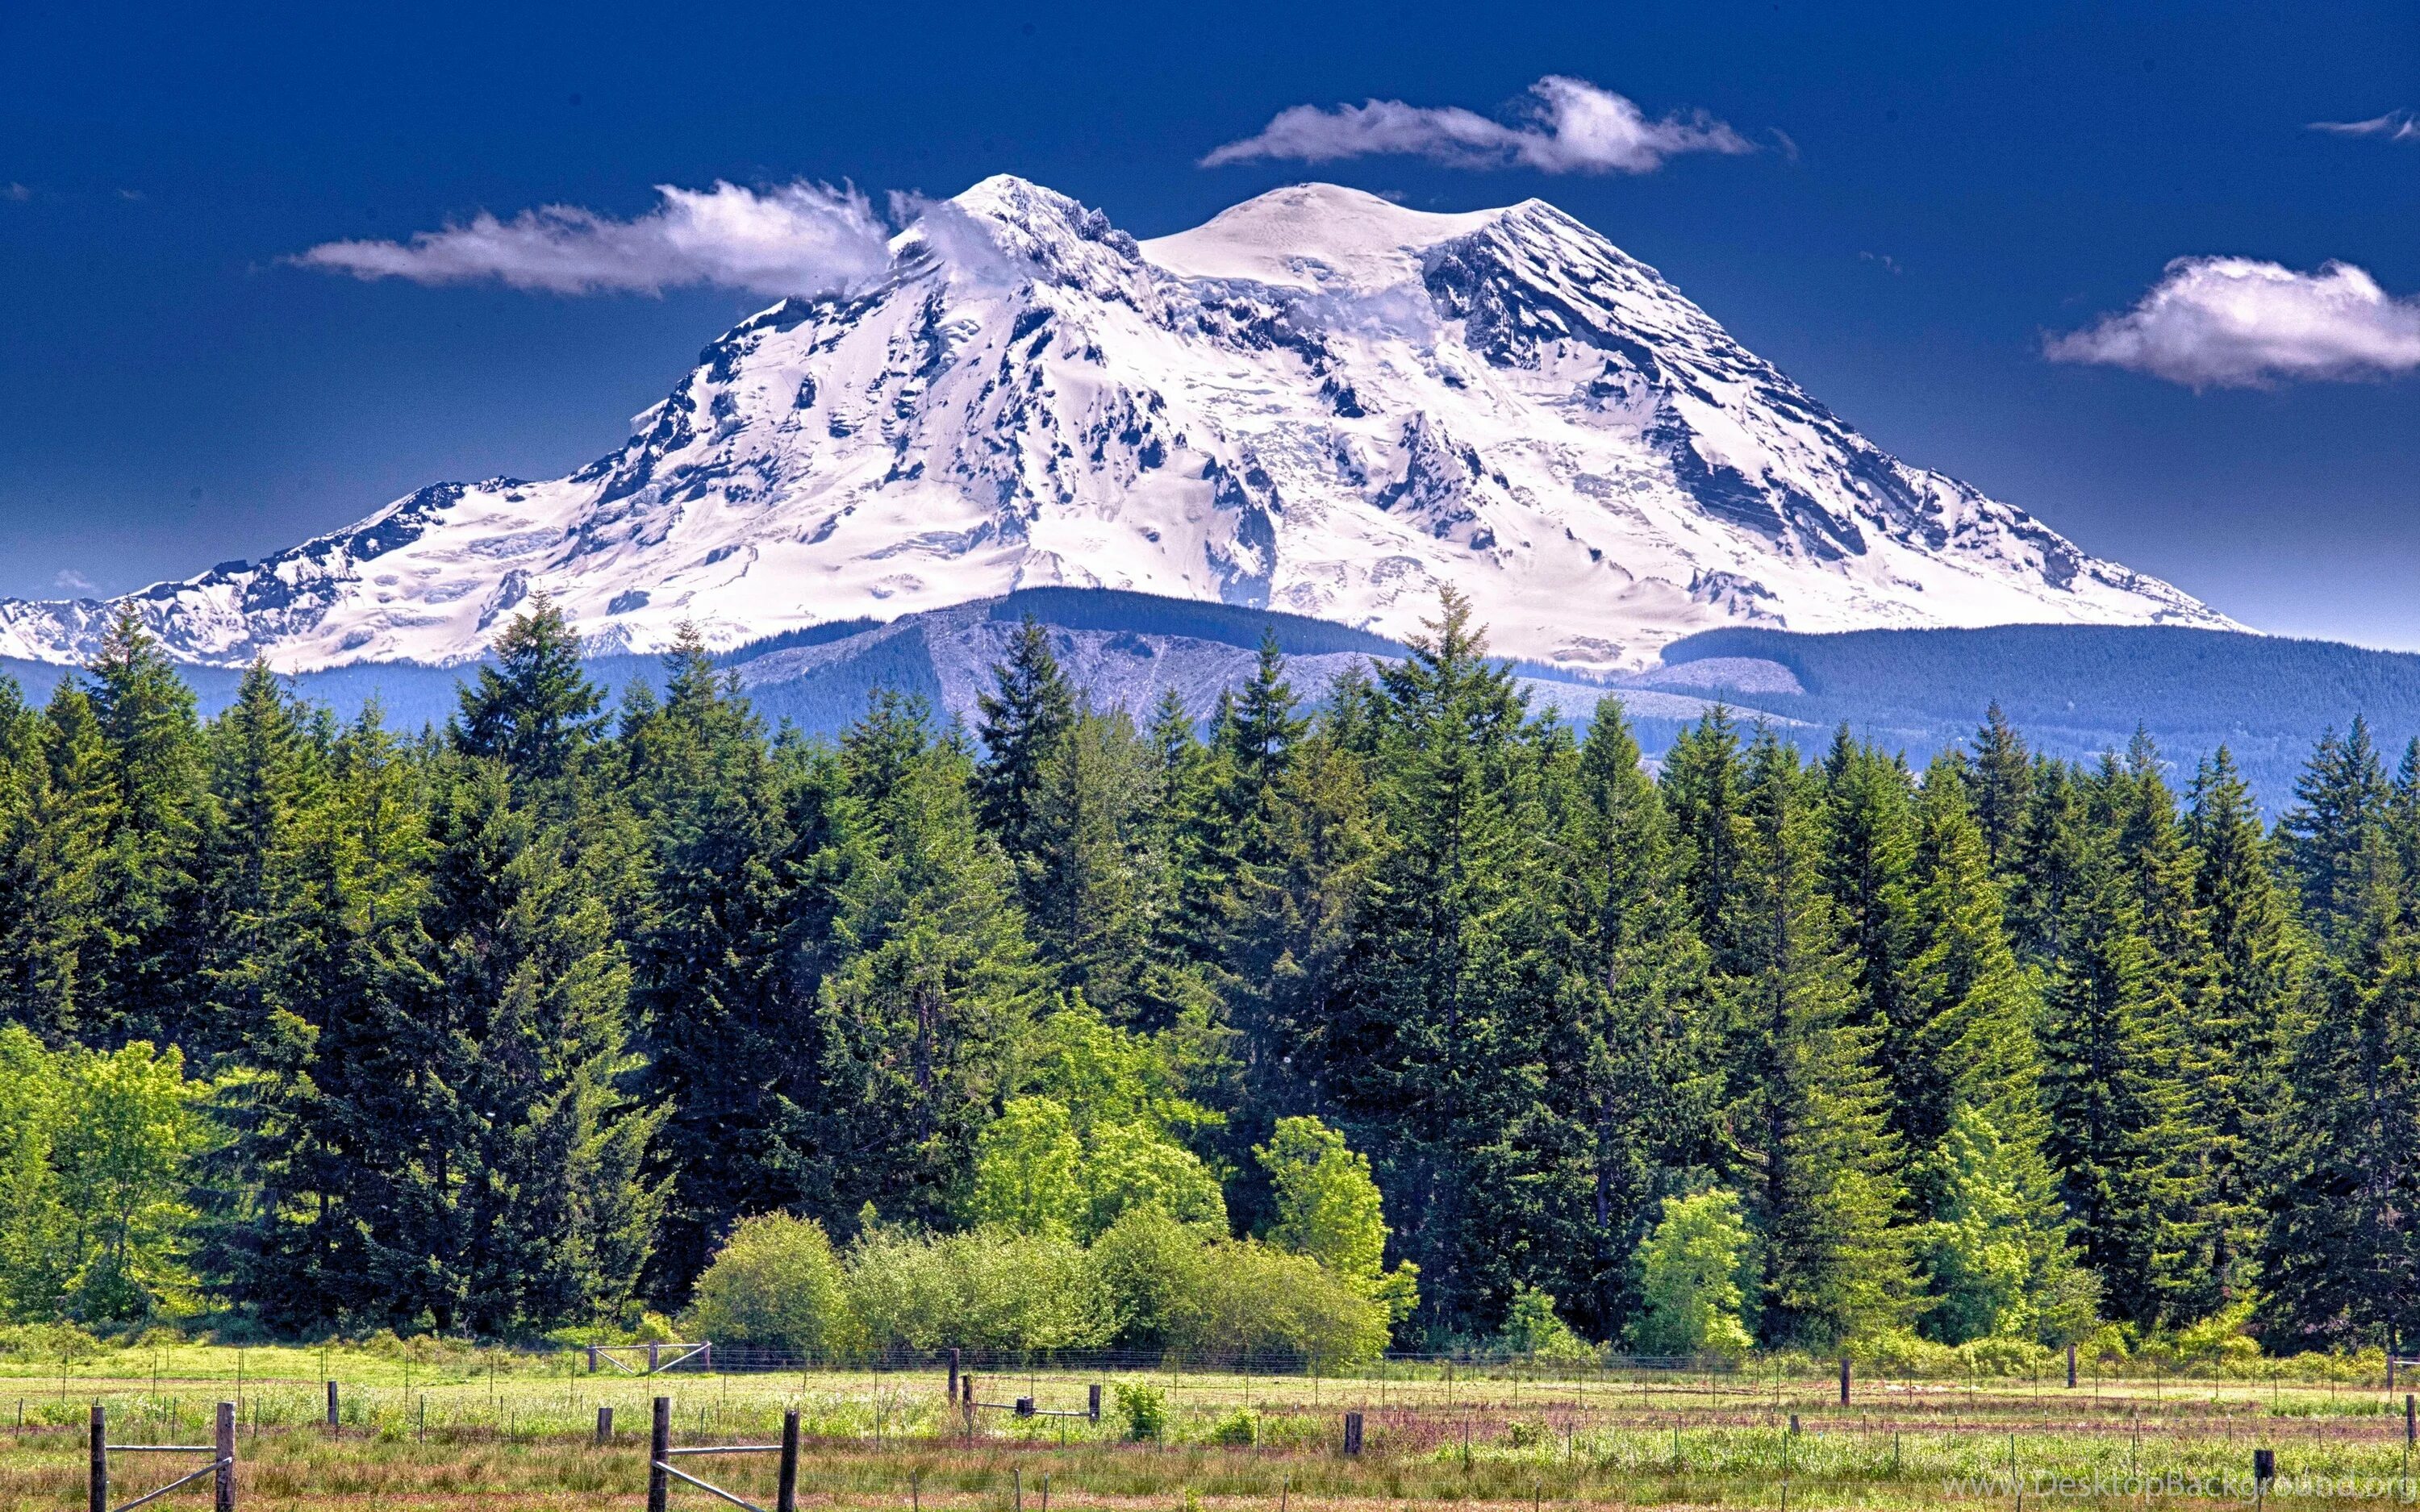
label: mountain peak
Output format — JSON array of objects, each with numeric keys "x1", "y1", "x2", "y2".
[
  {"x1": 0, "y1": 175, "x2": 2237, "y2": 673},
  {"x1": 1141, "y1": 183, "x2": 1513, "y2": 292}
]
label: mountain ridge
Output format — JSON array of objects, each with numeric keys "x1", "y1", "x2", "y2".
[{"x1": 0, "y1": 176, "x2": 2237, "y2": 672}]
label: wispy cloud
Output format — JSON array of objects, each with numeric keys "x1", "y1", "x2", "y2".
[
  {"x1": 1203, "y1": 76, "x2": 1753, "y2": 175},
  {"x1": 2309, "y1": 110, "x2": 2419, "y2": 141},
  {"x1": 293, "y1": 180, "x2": 894, "y2": 298},
  {"x1": 2, "y1": 183, "x2": 29, "y2": 202},
  {"x1": 53, "y1": 569, "x2": 95, "y2": 594},
  {"x1": 2046, "y1": 256, "x2": 2420, "y2": 388}
]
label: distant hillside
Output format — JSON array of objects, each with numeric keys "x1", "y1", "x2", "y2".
[
  {"x1": 1653, "y1": 624, "x2": 2420, "y2": 810},
  {"x1": 9, "y1": 604, "x2": 2409, "y2": 813}
]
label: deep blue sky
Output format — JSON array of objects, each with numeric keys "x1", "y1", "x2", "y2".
[{"x1": 3, "y1": 0, "x2": 2416, "y2": 644}]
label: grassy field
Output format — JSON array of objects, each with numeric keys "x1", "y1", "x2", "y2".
[{"x1": 2, "y1": 1347, "x2": 2415, "y2": 1510}]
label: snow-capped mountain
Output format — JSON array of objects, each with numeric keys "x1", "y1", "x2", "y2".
[{"x1": 0, "y1": 177, "x2": 2237, "y2": 673}]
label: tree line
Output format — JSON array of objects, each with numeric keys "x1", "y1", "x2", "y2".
[{"x1": 0, "y1": 592, "x2": 2412, "y2": 1359}]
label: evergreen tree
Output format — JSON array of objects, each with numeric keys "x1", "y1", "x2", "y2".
[
  {"x1": 1663, "y1": 708, "x2": 1754, "y2": 975},
  {"x1": 81, "y1": 612, "x2": 205, "y2": 1048},
  {"x1": 1896, "y1": 756, "x2": 2089, "y2": 1342},
  {"x1": 622, "y1": 628, "x2": 799, "y2": 1302},
  {"x1": 0, "y1": 685, "x2": 116, "y2": 1042},
  {"x1": 1967, "y1": 703, "x2": 2033, "y2": 871},
  {"x1": 785, "y1": 695, "x2": 1041, "y2": 1231},
  {"x1": 1722, "y1": 731, "x2": 1908, "y2": 1347},
  {"x1": 2038, "y1": 809, "x2": 2197, "y2": 1328},
  {"x1": 1814, "y1": 730, "x2": 1917, "y2": 1064},
  {"x1": 1325, "y1": 590, "x2": 1554, "y2": 1333},
  {"x1": 2180, "y1": 749, "x2": 2301, "y2": 1316},
  {"x1": 974, "y1": 616, "x2": 1075, "y2": 856},
  {"x1": 418, "y1": 757, "x2": 665, "y2": 1333},
  {"x1": 1533, "y1": 697, "x2": 1716, "y2": 1335},
  {"x1": 2260, "y1": 835, "x2": 2420, "y2": 1351},
  {"x1": 1021, "y1": 706, "x2": 1204, "y2": 1027},
  {"x1": 2279, "y1": 719, "x2": 2393, "y2": 945},
  {"x1": 454, "y1": 594, "x2": 607, "y2": 788}
]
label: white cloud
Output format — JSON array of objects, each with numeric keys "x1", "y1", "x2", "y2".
[
  {"x1": 53, "y1": 569, "x2": 95, "y2": 594},
  {"x1": 2046, "y1": 256, "x2": 2420, "y2": 389},
  {"x1": 2, "y1": 183, "x2": 28, "y2": 203},
  {"x1": 2309, "y1": 110, "x2": 2419, "y2": 141},
  {"x1": 293, "y1": 180, "x2": 894, "y2": 298},
  {"x1": 1202, "y1": 76, "x2": 1753, "y2": 175}
]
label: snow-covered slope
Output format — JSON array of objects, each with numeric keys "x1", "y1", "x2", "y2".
[{"x1": 0, "y1": 177, "x2": 2237, "y2": 673}]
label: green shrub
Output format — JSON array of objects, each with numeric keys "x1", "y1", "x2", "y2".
[
  {"x1": 1091, "y1": 1208, "x2": 1387, "y2": 1363},
  {"x1": 0, "y1": 1322, "x2": 104, "y2": 1363},
  {"x1": 1957, "y1": 1336, "x2": 2052, "y2": 1377},
  {"x1": 1496, "y1": 1284, "x2": 1596, "y2": 1364},
  {"x1": 1207, "y1": 1407, "x2": 1258, "y2": 1446},
  {"x1": 686, "y1": 1213, "x2": 850, "y2": 1353},
  {"x1": 1116, "y1": 1382, "x2": 1166, "y2": 1441},
  {"x1": 843, "y1": 1224, "x2": 1113, "y2": 1352},
  {"x1": 1162, "y1": 1239, "x2": 1390, "y2": 1364}
]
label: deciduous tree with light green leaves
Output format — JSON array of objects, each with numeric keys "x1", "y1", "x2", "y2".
[
  {"x1": 1256, "y1": 1114, "x2": 1417, "y2": 1322},
  {"x1": 1633, "y1": 1188, "x2": 1754, "y2": 1356}
]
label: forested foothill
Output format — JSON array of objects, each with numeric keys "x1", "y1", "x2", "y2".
[{"x1": 0, "y1": 591, "x2": 2412, "y2": 1374}]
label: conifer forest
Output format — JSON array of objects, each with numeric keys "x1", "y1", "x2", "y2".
[{"x1": 1, "y1": 590, "x2": 2414, "y2": 1368}]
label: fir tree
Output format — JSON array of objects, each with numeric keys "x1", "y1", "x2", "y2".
[
  {"x1": 786, "y1": 696, "x2": 1041, "y2": 1231},
  {"x1": 454, "y1": 594, "x2": 607, "y2": 788},
  {"x1": 2279, "y1": 719, "x2": 2393, "y2": 945},
  {"x1": 1663, "y1": 708, "x2": 1754, "y2": 976},
  {"x1": 2260, "y1": 835, "x2": 2420, "y2": 1351},
  {"x1": 974, "y1": 616, "x2": 1075, "y2": 856},
  {"x1": 1723, "y1": 731, "x2": 1909, "y2": 1347},
  {"x1": 0, "y1": 685, "x2": 117, "y2": 1042},
  {"x1": 2038, "y1": 812, "x2": 2197, "y2": 1327},
  {"x1": 2180, "y1": 748, "x2": 2301, "y2": 1316},
  {"x1": 81, "y1": 611, "x2": 205, "y2": 1048},
  {"x1": 1534, "y1": 697, "x2": 1716, "y2": 1335},
  {"x1": 1326, "y1": 590, "x2": 1555, "y2": 1333},
  {"x1": 1967, "y1": 703, "x2": 2033, "y2": 871},
  {"x1": 623, "y1": 628, "x2": 799, "y2": 1302}
]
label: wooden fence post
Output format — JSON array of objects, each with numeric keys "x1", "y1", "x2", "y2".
[
  {"x1": 2067, "y1": 1343, "x2": 2078, "y2": 1389},
  {"x1": 596, "y1": 1406, "x2": 614, "y2": 1445},
  {"x1": 778, "y1": 1408, "x2": 800, "y2": 1512},
  {"x1": 326, "y1": 1380, "x2": 340, "y2": 1431},
  {"x1": 647, "y1": 1343, "x2": 660, "y2": 1376},
  {"x1": 587, "y1": 1346, "x2": 599, "y2": 1375},
  {"x1": 948, "y1": 1349, "x2": 960, "y2": 1401},
  {"x1": 1088, "y1": 1385, "x2": 1102, "y2": 1422},
  {"x1": 1342, "y1": 1410, "x2": 1364, "y2": 1456},
  {"x1": 1838, "y1": 1356, "x2": 1850, "y2": 1406},
  {"x1": 88, "y1": 1402, "x2": 106, "y2": 1512},
  {"x1": 215, "y1": 1400, "x2": 236, "y2": 1512},
  {"x1": 701, "y1": 1343, "x2": 712, "y2": 1375},
  {"x1": 648, "y1": 1397, "x2": 671, "y2": 1512}
]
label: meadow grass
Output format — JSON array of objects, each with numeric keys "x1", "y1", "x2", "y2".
[{"x1": 2, "y1": 1349, "x2": 2414, "y2": 1510}]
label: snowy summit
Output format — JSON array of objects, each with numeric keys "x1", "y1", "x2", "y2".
[{"x1": 0, "y1": 177, "x2": 2236, "y2": 673}]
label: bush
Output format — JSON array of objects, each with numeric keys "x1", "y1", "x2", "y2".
[
  {"x1": 1116, "y1": 1383, "x2": 1166, "y2": 1441},
  {"x1": 1091, "y1": 1208, "x2": 1387, "y2": 1363},
  {"x1": 1091, "y1": 1207, "x2": 1207, "y2": 1347},
  {"x1": 0, "y1": 1322, "x2": 104, "y2": 1363},
  {"x1": 1496, "y1": 1284, "x2": 1596, "y2": 1364},
  {"x1": 1208, "y1": 1407, "x2": 1258, "y2": 1446},
  {"x1": 844, "y1": 1225, "x2": 1113, "y2": 1352},
  {"x1": 686, "y1": 1214, "x2": 850, "y2": 1353},
  {"x1": 1162, "y1": 1239, "x2": 1390, "y2": 1364}
]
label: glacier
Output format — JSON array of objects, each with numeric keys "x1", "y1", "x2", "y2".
[{"x1": 0, "y1": 176, "x2": 2238, "y2": 673}]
